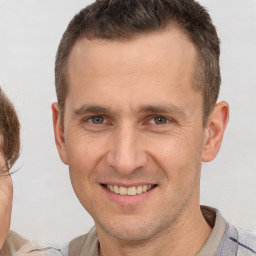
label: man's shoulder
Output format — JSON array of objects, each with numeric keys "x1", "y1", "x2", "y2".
[
  {"x1": 199, "y1": 206, "x2": 256, "y2": 256},
  {"x1": 216, "y1": 221, "x2": 256, "y2": 256},
  {"x1": 69, "y1": 234, "x2": 88, "y2": 254},
  {"x1": 232, "y1": 226, "x2": 256, "y2": 255},
  {"x1": 68, "y1": 226, "x2": 99, "y2": 256}
]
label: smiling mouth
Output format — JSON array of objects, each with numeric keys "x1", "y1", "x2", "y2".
[{"x1": 102, "y1": 184, "x2": 157, "y2": 196}]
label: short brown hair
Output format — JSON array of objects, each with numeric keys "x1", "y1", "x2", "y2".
[
  {"x1": 0, "y1": 88, "x2": 20, "y2": 173},
  {"x1": 55, "y1": 0, "x2": 220, "y2": 124}
]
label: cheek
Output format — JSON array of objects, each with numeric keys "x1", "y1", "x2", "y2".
[
  {"x1": 146, "y1": 133, "x2": 203, "y2": 182},
  {"x1": 67, "y1": 136, "x2": 109, "y2": 216},
  {"x1": 68, "y1": 142, "x2": 97, "y2": 178},
  {"x1": 147, "y1": 134, "x2": 196, "y2": 164},
  {"x1": 66, "y1": 133, "x2": 109, "y2": 183},
  {"x1": 67, "y1": 139, "x2": 98, "y2": 212}
]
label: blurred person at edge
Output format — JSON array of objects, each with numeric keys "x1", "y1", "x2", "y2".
[
  {"x1": 0, "y1": 88, "x2": 64, "y2": 256},
  {"x1": 52, "y1": 0, "x2": 256, "y2": 256}
]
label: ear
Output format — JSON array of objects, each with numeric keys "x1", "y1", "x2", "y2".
[
  {"x1": 52, "y1": 102, "x2": 68, "y2": 164},
  {"x1": 201, "y1": 101, "x2": 229, "y2": 162}
]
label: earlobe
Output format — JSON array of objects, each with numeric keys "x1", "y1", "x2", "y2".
[
  {"x1": 201, "y1": 101, "x2": 229, "y2": 162},
  {"x1": 52, "y1": 102, "x2": 68, "y2": 164}
]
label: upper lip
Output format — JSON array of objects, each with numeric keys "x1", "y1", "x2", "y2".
[{"x1": 100, "y1": 182, "x2": 157, "y2": 187}]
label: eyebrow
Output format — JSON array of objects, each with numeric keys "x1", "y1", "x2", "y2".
[
  {"x1": 138, "y1": 104, "x2": 185, "y2": 116},
  {"x1": 73, "y1": 105, "x2": 109, "y2": 116},
  {"x1": 73, "y1": 103, "x2": 186, "y2": 118}
]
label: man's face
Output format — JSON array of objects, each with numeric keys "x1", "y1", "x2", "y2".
[{"x1": 55, "y1": 28, "x2": 210, "y2": 240}]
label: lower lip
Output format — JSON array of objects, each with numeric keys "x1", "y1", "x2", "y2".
[{"x1": 102, "y1": 185, "x2": 157, "y2": 206}]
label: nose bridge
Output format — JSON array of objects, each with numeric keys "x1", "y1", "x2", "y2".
[{"x1": 107, "y1": 122, "x2": 147, "y2": 174}]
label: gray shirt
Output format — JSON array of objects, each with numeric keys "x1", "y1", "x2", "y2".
[{"x1": 68, "y1": 206, "x2": 256, "y2": 256}]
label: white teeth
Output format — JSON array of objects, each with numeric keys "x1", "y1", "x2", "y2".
[
  {"x1": 119, "y1": 186, "x2": 127, "y2": 195},
  {"x1": 142, "y1": 185, "x2": 147, "y2": 192},
  {"x1": 106, "y1": 184, "x2": 154, "y2": 196},
  {"x1": 127, "y1": 186, "x2": 136, "y2": 196},
  {"x1": 114, "y1": 185, "x2": 119, "y2": 193},
  {"x1": 136, "y1": 186, "x2": 143, "y2": 194}
]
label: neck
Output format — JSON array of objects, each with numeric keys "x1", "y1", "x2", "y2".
[{"x1": 97, "y1": 205, "x2": 212, "y2": 256}]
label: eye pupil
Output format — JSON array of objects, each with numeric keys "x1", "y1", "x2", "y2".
[
  {"x1": 154, "y1": 116, "x2": 167, "y2": 124},
  {"x1": 92, "y1": 116, "x2": 104, "y2": 124}
]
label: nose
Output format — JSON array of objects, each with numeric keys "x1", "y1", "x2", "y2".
[{"x1": 106, "y1": 123, "x2": 148, "y2": 175}]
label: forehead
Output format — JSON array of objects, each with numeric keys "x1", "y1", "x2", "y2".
[
  {"x1": 68, "y1": 27, "x2": 196, "y2": 77},
  {"x1": 66, "y1": 28, "x2": 199, "y2": 112}
]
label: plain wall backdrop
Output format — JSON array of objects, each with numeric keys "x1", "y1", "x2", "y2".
[{"x1": 0, "y1": 0, "x2": 256, "y2": 247}]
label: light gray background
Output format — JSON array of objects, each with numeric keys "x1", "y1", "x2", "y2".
[{"x1": 0, "y1": 0, "x2": 255, "y2": 247}]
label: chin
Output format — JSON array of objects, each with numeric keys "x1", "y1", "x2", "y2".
[{"x1": 97, "y1": 215, "x2": 169, "y2": 242}]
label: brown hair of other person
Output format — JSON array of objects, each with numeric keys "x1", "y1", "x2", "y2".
[
  {"x1": 55, "y1": 0, "x2": 221, "y2": 126},
  {"x1": 0, "y1": 88, "x2": 20, "y2": 173}
]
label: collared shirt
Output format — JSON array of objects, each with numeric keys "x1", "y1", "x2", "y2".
[{"x1": 67, "y1": 206, "x2": 256, "y2": 256}]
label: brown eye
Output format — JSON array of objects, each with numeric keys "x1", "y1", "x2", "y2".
[
  {"x1": 90, "y1": 116, "x2": 105, "y2": 124},
  {"x1": 154, "y1": 116, "x2": 167, "y2": 125}
]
